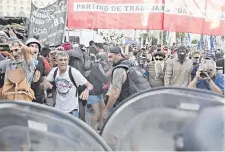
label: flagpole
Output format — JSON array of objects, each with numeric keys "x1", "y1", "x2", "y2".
[{"x1": 161, "y1": 31, "x2": 163, "y2": 46}]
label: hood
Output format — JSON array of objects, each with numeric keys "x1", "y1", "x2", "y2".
[
  {"x1": 67, "y1": 47, "x2": 83, "y2": 59},
  {"x1": 25, "y1": 38, "x2": 41, "y2": 51}
]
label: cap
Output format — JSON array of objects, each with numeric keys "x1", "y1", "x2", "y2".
[
  {"x1": 62, "y1": 42, "x2": 72, "y2": 51},
  {"x1": 109, "y1": 46, "x2": 125, "y2": 58},
  {"x1": 153, "y1": 51, "x2": 166, "y2": 58},
  {"x1": 192, "y1": 51, "x2": 201, "y2": 58},
  {"x1": 203, "y1": 53, "x2": 215, "y2": 61},
  {"x1": 25, "y1": 38, "x2": 41, "y2": 51}
]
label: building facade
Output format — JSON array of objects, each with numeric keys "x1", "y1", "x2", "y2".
[{"x1": 0, "y1": 0, "x2": 56, "y2": 17}]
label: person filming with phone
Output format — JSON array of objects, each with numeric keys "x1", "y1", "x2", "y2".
[{"x1": 188, "y1": 60, "x2": 224, "y2": 95}]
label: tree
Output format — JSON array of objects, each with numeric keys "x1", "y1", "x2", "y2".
[
  {"x1": 191, "y1": 39, "x2": 198, "y2": 44},
  {"x1": 176, "y1": 32, "x2": 186, "y2": 40},
  {"x1": 159, "y1": 31, "x2": 167, "y2": 45}
]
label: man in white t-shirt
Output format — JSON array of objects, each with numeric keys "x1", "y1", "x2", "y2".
[{"x1": 40, "y1": 51, "x2": 93, "y2": 117}]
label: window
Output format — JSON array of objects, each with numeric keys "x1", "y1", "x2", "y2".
[
  {"x1": 13, "y1": 0, "x2": 16, "y2": 4},
  {"x1": 41, "y1": 2, "x2": 44, "y2": 6},
  {"x1": 0, "y1": 12, "x2": 3, "y2": 16},
  {"x1": 21, "y1": 0, "x2": 23, "y2": 4},
  {"x1": 0, "y1": 6, "x2": 2, "y2": 10},
  {"x1": 13, "y1": 12, "x2": 17, "y2": 16},
  {"x1": 7, "y1": 6, "x2": 9, "y2": 10},
  {"x1": 0, "y1": 0, "x2": 2, "y2": 4},
  {"x1": 20, "y1": 6, "x2": 23, "y2": 10},
  {"x1": 6, "y1": 12, "x2": 10, "y2": 16},
  {"x1": 14, "y1": 7, "x2": 16, "y2": 10},
  {"x1": 27, "y1": 7, "x2": 30, "y2": 10}
]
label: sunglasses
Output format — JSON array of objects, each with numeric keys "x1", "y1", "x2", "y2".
[
  {"x1": 194, "y1": 57, "x2": 199, "y2": 59},
  {"x1": 155, "y1": 58, "x2": 163, "y2": 61}
]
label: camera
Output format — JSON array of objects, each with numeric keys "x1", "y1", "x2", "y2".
[{"x1": 199, "y1": 71, "x2": 208, "y2": 78}]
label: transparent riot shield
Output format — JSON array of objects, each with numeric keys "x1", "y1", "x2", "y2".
[
  {"x1": 0, "y1": 101, "x2": 111, "y2": 151},
  {"x1": 101, "y1": 87, "x2": 224, "y2": 151}
]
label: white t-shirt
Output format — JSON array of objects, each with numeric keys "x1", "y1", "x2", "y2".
[{"x1": 46, "y1": 66, "x2": 87, "y2": 113}]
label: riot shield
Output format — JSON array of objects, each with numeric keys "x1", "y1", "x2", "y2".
[
  {"x1": 0, "y1": 101, "x2": 111, "y2": 151},
  {"x1": 101, "y1": 87, "x2": 224, "y2": 151}
]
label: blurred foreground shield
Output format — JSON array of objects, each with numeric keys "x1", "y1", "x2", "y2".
[
  {"x1": 101, "y1": 87, "x2": 224, "y2": 151},
  {"x1": 0, "y1": 101, "x2": 111, "y2": 151}
]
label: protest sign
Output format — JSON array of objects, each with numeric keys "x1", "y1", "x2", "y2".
[
  {"x1": 68, "y1": 0, "x2": 225, "y2": 36},
  {"x1": 28, "y1": 0, "x2": 67, "y2": 46}
]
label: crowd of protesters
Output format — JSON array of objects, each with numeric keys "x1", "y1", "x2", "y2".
[{"x1": 0, "y1": 33, "x2": 224, "y2": 132}]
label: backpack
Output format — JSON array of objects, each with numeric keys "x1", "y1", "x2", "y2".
[
  {"x1": 113, "y1": 64, "x2": 151, "y2": 96},
  {"x1": 42, "y1": 58, "x2": 51, "y2": 73},
  {"x1": 68, "y1": 48, "x2": 91, "y2": 77},
  {"x1": 2, "y1": 68, "x2": 35, "y2": 101}
]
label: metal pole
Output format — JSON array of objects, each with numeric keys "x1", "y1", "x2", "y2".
[{"x1": 161, "y1": 30, "x2": 164, "y2": 45}]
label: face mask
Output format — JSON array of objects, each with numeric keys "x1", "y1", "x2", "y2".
[
  {"x1": 177, "y1": 50, "x2": 187, "y2": 60},
  {"x1": 192, "y1": 58, "x2": 200, "y2": 64}
]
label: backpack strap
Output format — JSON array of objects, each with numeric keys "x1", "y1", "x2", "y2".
[
  {"x1": 69, "y1": 67, "x2": 78, "y2": 97},
  {"x1": 53, "y1": 67, "x2": 78, "y2": 97},
  {"x1": 112, "y1": 64, "x2": 129, "y2": 75},
  {"x1": 53, "y1": 68, "x2": 58, "y2": 80}
]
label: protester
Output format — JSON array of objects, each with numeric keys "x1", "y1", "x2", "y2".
[
  {"x1": 87, "y1": 54, "x2": 108, "y2": 130},
  {"x1": 103, "y1": 46, "x2": 129, "y2": 119},
  {"x1": 0, "y1": 41, "x2": 36, "y2": 101},
  {"x1": 188, "y1": 60, "x2": 224, "y2": 95},
  {"x1": 103, "y1": 46, "x2": 150, "y2": 119},
  {"x1": 164, "y1": 45, "x2": 193, "y2": 87},
  {"x1": 26, "y1": 38, "x2": 49, "y2": 104},
  {"x1": 40, "y1": 51, "x2": 93, "y2": 117},
  {"x1": 192, "y1": 54, "x2": 215, "y2": 80},
  {"x1": 148, "y1": 51, "x2": 166, "y2": 88}
]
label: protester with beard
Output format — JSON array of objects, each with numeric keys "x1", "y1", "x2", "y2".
[
  {"x1": 148, "y1": 51, "x2": 166, "y2": 88},
  {"x1": 0, "y1": 41, "x2": 37, "y2": 101},
  {"x1": 164, "y1": 45, "x2": 193, "y2": 87},
  {"x1": 102, "y1": 46, "x2": 131, "y2": 119},
  {"x1": 188, "y1": 60, "x2": 224, "y2": 95},
  {"x1": 0, "y1": 41, "x2": 36, "y2": 85}
]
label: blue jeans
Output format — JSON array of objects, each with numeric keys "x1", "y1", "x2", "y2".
[
  {"x1": 88, "y1": 95, "x2": 103, "y2": 104},
  {"x1": 70, "y1": 109, "x2": 79, "y2": 117}
]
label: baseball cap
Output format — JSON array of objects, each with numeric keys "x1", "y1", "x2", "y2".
[
  {"x1": 109, "y1": 46, "x2": 125, "y2": 58},
  {"x1": 61, "y1": 42, "x2": 72, "y2": 51},
  {"x1": 192, "y1": 51, "x2": 201, "y2": 58},
  {"x1": 203, "y1": 53, "x2": 215, "y2": 61}
]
